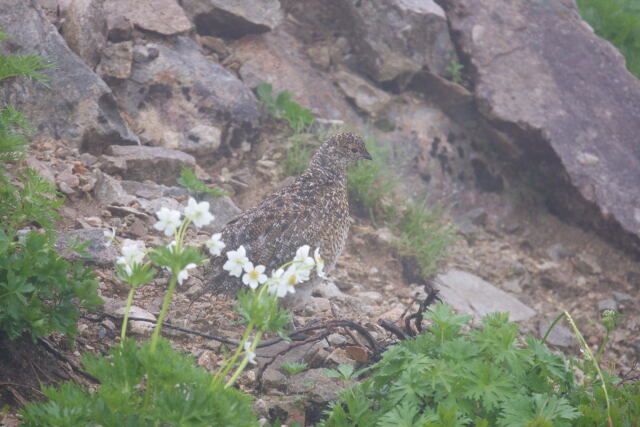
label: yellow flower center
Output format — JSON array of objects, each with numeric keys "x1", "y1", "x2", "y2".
[
  {"x1": 287, "y1": 274, "x2": 297, "y2": 285},
  {"x1": 249, "y1": 270, "x2": 259, "y2": 280}
]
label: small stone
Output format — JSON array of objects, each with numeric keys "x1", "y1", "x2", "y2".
[
  {"x1": 93, "y1": 169, "x2": 135, "y2": 206},
  {"x1": 101, "y1": 319, "x2": 116, "y2": 330},
  {"x1": 327, "y1": 333, "x2": 347, "y2": 346},
  {"x1": 502, "y1": 277, "x2": 523, "y2": 293},
  {"x1": 358, "y1": 291, "x2": 383, "y2": 304},
  {"x1": 262, "y1": 367, "x2": 287, "y2": 392},
  {"x1": 97, "y1": 41, "x2": 133, "y2": 79},
  {"x1": 201, "y1": 195, "x2": 242, "y2": 232},
  {"x1": 302, "y1": 297, "x2": 331, "y2": 316},
  {"x1": 334, "y1": 68, "x2": 392, "y2": 116},
  {"x1": 107, "y1": 15, "x2": 132, "y2": 42},
  {"x1": 378, "y1": 305, "x2": 406, "y2": 323},
  {"x1": 573, "y1": 253, "x2": 602, "y2": 275},
  {"x1": 311, "y1": 280, "x2": 345, "y2": 300},
  {"x1": 577, "y1": 152, "x2": 600, "y2": 166},
  {"x1": 538, "y1": 319, "x2": 578, "y2": 348},
  {"x1": 546, "y1": 243, "x2": 573, "y2": 261},
  {"x1": 197, "y1": 35, "x2": 229, "y2": 56},
  {"x1": 612, "y1": 291, "x2": 632, "y2": 303},
  {"x1": 58, "y1": 181, "x2": 75, "y2": 195},
  {"x1": 83, "y1": 216, "x2": 103, "y2": 227},
  {"x1": 597, "y1": 299, "x2": 617, "y2": 312},
  {"x1": 128, "y1": 218, "x2": 147, "y2": 237}
]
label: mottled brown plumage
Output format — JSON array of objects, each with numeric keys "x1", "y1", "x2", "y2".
[{"x1": 193, "y1": 133, "x2": 371, "y2": 300}]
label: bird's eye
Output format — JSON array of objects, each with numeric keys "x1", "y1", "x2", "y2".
[{"x1": 351, "y1": 148, "x2": 358, "y2": 153}]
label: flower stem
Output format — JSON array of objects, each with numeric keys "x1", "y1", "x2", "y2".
[
  {"x1": 120, "y1": 287, "x2": 136, "y2": 343},
  {"x1": 225, "y1": 330, "x2": 262, "y2": 388},
  {"x1": 150, "y1": 274, "x2": 177, "y2": 353},
  {"x1": 211, "y1": 321, "x2": 254, "y2": 389}
]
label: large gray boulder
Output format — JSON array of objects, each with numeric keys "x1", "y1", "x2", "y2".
[
  {"x1": 283, "y1": 0, "x2": 456, "y2": 82},
  {"x1": 443, "y1": 0, "x2": 640, "y2": 253},
  {"x1": 182, "y1": 0, "x2": 282, "y2": 38},
  {"x1": 0, "y1": 0, "x2": 138, "y2": 154},
  {"x1": 113, "y1": 37, "x2": 259, "y2": 155}
]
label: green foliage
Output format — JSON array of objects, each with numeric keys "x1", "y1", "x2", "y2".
[
  {"x1": 0, "y1": 167, "x2": 63, "y2": 231},
  {"x1": 347, "y1": 135, "x2": 398, "y2": 220},
  {"x1": 577, "y1": 0, "x2": 640, "y2": 78},
  {"x1": 0, "y1": 228, "x2": 102, "y2": 340},
  {"x1": 283, "y1": 133, "x2": 314, "y2": 176},
  {"x1": 177, "y1": 166, "x2": 226, "y2": 197},
  {"x1": 281, "y1": 361, "x2": 309, "y2": 375},
  {"x1": 256, "y1": 83, "x2": 314, "y2": 133},
  {"x1": 446, "y1": 59, "x2": 464, "y2": 84},
  {"x1": 0, "y1": 106, "x2": 31, "y2": 163},
  {"x1": 21, "y1": 338, "x2": 260, "y2": 426},
  {"x1": 396, "y1": 202, "x2": 456, "y2": 277},
  {"x1": 325, "y1": 364, "x2": 358, "y2": 381},
  {"x1": 321, "y1": 304, "x2": 639, "y2": 426}
]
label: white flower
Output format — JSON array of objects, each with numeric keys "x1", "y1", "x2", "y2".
[
  {"x1": 223, "y1": 245, "x2": 250, "y2": 278},
  {"x1": 177, "y1": 263, "x2": 197, "y2": 285},
  {"x1": 314, "y1": 247, "x2": 326, "y2": 278},
  {"x1": 153, "y1": 207, "x2": 182, "y2": 237},
  {"x1": 184, "y1": 197, "x2": 214, "y2": 228},
  {"x1": 117, "y1": 241, "x2": 146, "y2": 275},
  {"x1": 293, "y1": 245, "x2": 314, "y2": 267},
  {"x1": 267, "y1": 267, "x2": 296, "y2": 298},
  {"x1": 242, "y1": 263, "x2": 267, "y2": 289},
  {"x1": 205, "y1": 232, "x2": 225, "y2": 256},
  {"x1": 244, "y1": 341, "x2": 257, "y2": 365},
  {"x1": 103, "y1": 227, "x2": 116, "y2": 246}
]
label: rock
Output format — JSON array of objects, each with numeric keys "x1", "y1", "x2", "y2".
[
  {"x1": 137, "y1": 197, "x2": 182, "y2": 216},
  {"x1": 501, "y1": 277, "x2": 523, "y2": 294},
  {"x1": 311, "y1": 280, "x2": 345, "y2": 300},
  {"x1": 93, "y1": 169, "x2": 135, "y2": 205},
  {"x1": 201, "y1": 194, "x2": 242, "y2": 232},
  {"x1": 0, "y1": 0, "x2": 138, "y2": 154},
  {"x1": 196, "y1": 35, "x2": 229, "y2": 57},
  {"x1": 100, "y1": 145, "x2": 196, "y2": 186},
  {"x1": 232, "y1": 30, "x2": 359, "y2": 122},
  {"x1": 357, "y1": 291, "x2": 383, "y2": 304},
  {"x1": 327, "y1": 333, "x2": 347, "y2": 346},
  {"x1": 62, "y1": 0, "x2": 106, "y2": 69},
  {"x1": 120, "y1": 180, "x2": 187, "y2": 199},
  {"x1": 55, "y1": 227, "x2": 118, "y2": 265},
  {"x1": 119, "y1": 306, "x2": 155, "y2": 335},
  {"x1": 597, "y1": 299, "x2": 617, "y2": 312},
  {"x1": 538, "y1": 319, "x2": 578, "y2": 349},
  {"x1": 286, "y1": 0, "x2": 455, "y2": 82},
  {"x1": 573, "y1": 253, "x2": 602, "y2": 275},
  {"x1": 104, "y1": 0, "x2": 191, "y2": 36},
  {"x1": 113, "y1": 37, "x2": 259, "y2": 153},
  {"x1": 333, "y1": 68, "x2": 392, "y2": 116},
  {"x1": 96, "y1": 41, "x2": 133, "y2": 80},
  {"x1": 301, "y1": 297, "x2": 331, "y2": 316},
  {"x1": 378, "y1": 305, "x2": 406, "y2": 323},
  {"x1": 288, "y1": 369, "x2": 348, "y2": 402},
  {"x1": 612, "y1": 291, "x2": 632, "y2": 304},
  {"x1": 262, "y1": 367, "x2": 288, "y2": 392},
  {"x1": 182, "y1": 0, "x2": 282, "y2": 38},
  {"x1": 444, "y1": 0, "x2": 640, "y2": 253},
  {"x1": 106, "y1": 14, "x2": 132, "y2": 42},
  {"x1": 437, "y1": 269, "x2": 537, "y2": 322},
  {"x1": 546, "y1": 243, "x2": 573, "y2": 262}
]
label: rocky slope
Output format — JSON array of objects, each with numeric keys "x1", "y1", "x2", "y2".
[{"x1": 1, "y1": 0, "x2": 639, "y2": 424}]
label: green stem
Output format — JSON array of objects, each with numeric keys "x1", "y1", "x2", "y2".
[
  {"x1": 563, "y1": 311, "x2": 612, "y2": 426},
  {"x1": 212, "y1": 321, "x2": 255, "y2": 389},
  {"x1": 541, "y1": 312, "x2": 565, "y2": 344},
  {"x1": 120, "y1": 287, "x2": 136, "y2": 343},
  {"x1": 225, "y1": 330, "x2": 262, "y2": 388},
  {"x1": 596, "y1": 330, "x2": 610, "y2": 364},
  {"x1": 150, "y1": 274, "x2": 177, "y2": 353}
]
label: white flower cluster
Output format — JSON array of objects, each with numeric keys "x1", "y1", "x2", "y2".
[
  {"x1": 116, "y1": 241, "x2": 146, "y2": 275},
  {"x1": 222, "y1": 244, "x2": 325, "y2": 298}
]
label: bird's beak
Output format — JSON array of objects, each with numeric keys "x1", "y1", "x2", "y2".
[{"x1": 362, "y1": 150, "x2": 372, "y2": 161}]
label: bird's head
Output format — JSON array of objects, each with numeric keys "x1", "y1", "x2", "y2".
[{"x1": 322, "y1": 132, "x2": 372, "y2": 166}]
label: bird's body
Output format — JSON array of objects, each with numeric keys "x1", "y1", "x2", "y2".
[{"x1": 194, "y1": 133, "x2": 371, "y2": 299}]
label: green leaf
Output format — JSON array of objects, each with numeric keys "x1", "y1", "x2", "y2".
[{"x1": 177, "y1": 166, "x2": 226, "y2": 196}]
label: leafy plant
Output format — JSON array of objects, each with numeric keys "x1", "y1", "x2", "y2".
[
  {"x1": 0, "y1": 31, "x2": 53, "y2": 85},
  {"x1": 321, "y1": 303, "x2": 640, "y2": 426},
  {"x1": 283, "y1": 133, "x2": 315, "y2": 176},
  {"x1": 281, "y1": 361, "x2": 309, "y2": 375},
  {"x1": 256, "y1": 83, "x2": 314, "y2": 133},
  {"x1": 347, "y1": 135, "x2": 398, "y2": 220},
  {"x1": 177, "y1": 166, "x2": 226, "y2": 196},
  {"x1": 0, "y1": 228, "x2": 102, "y2": 340},
  {"x1": 21, "y1": 338, "x2": 259, "y2": 426},
  {"x1": 577, "y1": 0, "x2": 640, "y2": 78},
  {"x1": 446, "y1": 59, "x2": 464, "y2": 84},
  {"x1": 325, "y1": 364, "x2": 357, "y2": 381},
  {"x1": 396, "y1": 202, "x2": 456, "y2": 277}
]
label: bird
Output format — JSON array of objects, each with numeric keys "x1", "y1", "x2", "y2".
[{"x1": 191, "y1": 132, "x2": 371, "y2": 303}]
